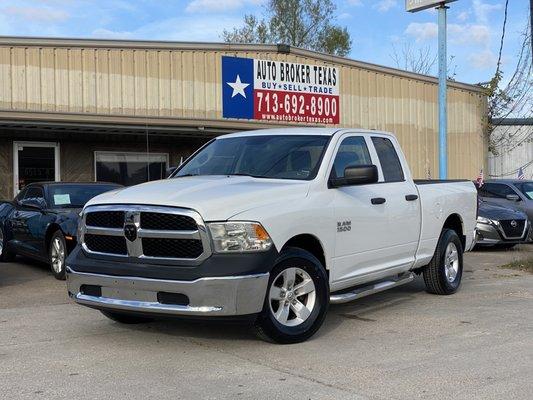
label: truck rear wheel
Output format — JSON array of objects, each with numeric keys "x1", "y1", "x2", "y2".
[
  {"x1": 253, "y1": 248, "x2": 329, "y2": 344},
  {"x1": 423, "y1": 228, "x2": 463, "y2": 295}
]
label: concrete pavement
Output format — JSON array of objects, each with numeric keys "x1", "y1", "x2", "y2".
[{"x1": 1, "y1": 246, "x2": 532, "y2": 400}]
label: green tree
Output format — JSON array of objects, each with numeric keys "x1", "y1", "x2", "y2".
[{"x1": 222, "y1": 0, "x2": 351, "y2": 57}]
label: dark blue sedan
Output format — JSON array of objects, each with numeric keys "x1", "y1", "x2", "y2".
[{"x1": 0, "y1": 182, "x2": 121, "y2": 279}]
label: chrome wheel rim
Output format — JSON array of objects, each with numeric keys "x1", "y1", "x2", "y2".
[
  {"x1": 0, "y1": 228, "x2": 3, "y2": 256},
  {"x1": 269, "y1": 267, "x2": 316, "y2": 327},
  {"x1": 50, "y1": 237, "x2": 65, "y2": 274},
  {"x1": 444, "y1": 242, "x2": 459, "y2": 282}
]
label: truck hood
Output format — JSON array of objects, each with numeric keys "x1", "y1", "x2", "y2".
[{"x1": 84, "y1": 175, "x2": 310, "y2": 221}]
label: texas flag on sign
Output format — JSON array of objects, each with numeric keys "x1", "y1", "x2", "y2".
[
  {"x1": 222, "y1": 56, "x2": 255, "y2": 120},
  {"x1": 222, "y1": 55, "x2": 340, "y2": 124}
]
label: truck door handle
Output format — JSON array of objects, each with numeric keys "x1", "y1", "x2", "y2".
[
  {"x1": 371, "y1": 197, "x2": 386, "y2": 205},
  {"x1": 405, "y1": 194, "x2": 418, "y2": 201}
]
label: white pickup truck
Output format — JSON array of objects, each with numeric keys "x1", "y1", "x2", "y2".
[{"x1": 66, "y1": 128, "x2": 477, "y2": 343}]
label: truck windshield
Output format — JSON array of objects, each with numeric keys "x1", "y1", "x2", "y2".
[{"x1": 174, "y1": 135, "x2": 330, "y2": 180}]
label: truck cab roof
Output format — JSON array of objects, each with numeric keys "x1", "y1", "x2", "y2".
[{"x1": 219, "y1": 128, "x2": 395, "y2": 139}]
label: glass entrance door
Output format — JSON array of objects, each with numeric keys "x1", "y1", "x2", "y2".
[{"x1": 13, "y1": 142, "x2": 60, "y2": 195}]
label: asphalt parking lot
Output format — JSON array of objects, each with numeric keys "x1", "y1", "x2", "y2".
[{"x1": 1, "y1": 247, "x2": 532, "y2": 400}]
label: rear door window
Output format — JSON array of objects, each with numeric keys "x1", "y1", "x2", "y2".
[{"x1": 371, "y1": 137, "x2": 404, "y2": 182}]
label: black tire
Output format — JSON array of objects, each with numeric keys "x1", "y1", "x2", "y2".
[
  {"x1": 0, "y1": 224, "x2": 16, "y2": 262},
  {"x1": 253, "y1": 247, "x2": 329, "y2": 344},
  {"x1": 49, "y1": 230, "x2": 67, "y2": 280},
  {"x1": 100, "y1": 310, "x2": 154, "y2": 324},
  {"x1": 423, "y1": 229, "x2": 463, "y2": 295}
]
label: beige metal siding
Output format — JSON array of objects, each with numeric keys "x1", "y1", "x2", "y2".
[
  {"x1": 488, "y1": 124, "x2": 533, "y2": 179},
  {"x1": 0, "y1": 42, "x2": 487, "y2": 179}
]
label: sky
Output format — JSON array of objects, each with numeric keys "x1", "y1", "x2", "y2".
[{"x1": 0, "y1": 0, "x2": 529, "y2": 85}]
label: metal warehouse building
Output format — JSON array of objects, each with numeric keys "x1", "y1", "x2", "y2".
[
  {"x1": 0, "y1": 36, "x2": 487, "y2": 199},
  {"x1": 488, "y1": 118, "x2": 532, "y2": 180}
]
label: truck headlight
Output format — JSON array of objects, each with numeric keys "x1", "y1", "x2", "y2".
[
  {"x1": 207, "y1": 222, "x2": 273, "y2": 253},
  {"x1": 477, "y1": 216, "x2": 496, "y2": 225}
]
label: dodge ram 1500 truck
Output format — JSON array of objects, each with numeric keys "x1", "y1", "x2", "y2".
[{"x1": 66, "y1": 128, "x2": 477, "y2": 343}]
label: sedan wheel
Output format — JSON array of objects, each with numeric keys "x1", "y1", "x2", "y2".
[
  {"x1": 0, "y1": 226, "x2": 16, "y2": 262},
  {"x1": 49, "y1": 231, "x2": 67, "y2": 280}
]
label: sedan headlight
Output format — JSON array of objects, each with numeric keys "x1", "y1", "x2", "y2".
[
  {"x1": 208, "y1": 222, "x2": 273, "y2": 253},
  {"x1": 477, "y1": 216, "x2": 497, "y2": 225}
]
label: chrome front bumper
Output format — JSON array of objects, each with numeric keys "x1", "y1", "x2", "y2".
[{"x1": 66, "y1": 267, "x2": 269, "y2": 317}]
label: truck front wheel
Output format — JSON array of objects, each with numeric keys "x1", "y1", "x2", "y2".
[
  {"x1": 254, "y1": 248, "x2": 329, "y2": 344},
  {"x1": 423, "y1": 228, "x2": 463, "y2": 295}
]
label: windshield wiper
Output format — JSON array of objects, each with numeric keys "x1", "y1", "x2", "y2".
[
  {"x1": 175, "y1": 173, "x2": 267, "y2": 179},
  {"x1": 226, "y1": 173, "x2": 267, "y2": 178}
]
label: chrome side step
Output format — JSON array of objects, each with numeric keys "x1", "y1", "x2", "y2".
[{"x1": 330, "y1": 272, "x2": 415, "y2": 304}]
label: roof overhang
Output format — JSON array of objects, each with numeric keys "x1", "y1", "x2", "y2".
[{"x1": 0, "y1": 110, "x2": 309, "y2": 138}]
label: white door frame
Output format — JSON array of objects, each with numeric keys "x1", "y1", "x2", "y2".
[{"x1": 13, "y1": 141, "x2": 60, "y2": 196}]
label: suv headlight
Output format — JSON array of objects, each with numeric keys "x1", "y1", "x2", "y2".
[
  {"x1": 477, "y1": 216, "x2": 496, "y2": 225},
  {"x1": 207, "y1": 222, "x2": 273, "y2": 253}
]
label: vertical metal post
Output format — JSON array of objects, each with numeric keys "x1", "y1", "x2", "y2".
[{"x1": 437, "y1": 4, "x2": 448, "y2": 179}]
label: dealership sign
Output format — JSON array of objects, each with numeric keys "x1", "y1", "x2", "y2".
[
  {"x1": 222, "y1": 56, "x2": 340, "y2": 124},
  {"x1": 405, "y1": 0, "x2": 457, "y2": 12}
]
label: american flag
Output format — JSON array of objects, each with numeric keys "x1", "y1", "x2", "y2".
[
  {"x1": 517, "y1": 167, "x2": 525, "y2": 180},
  {"x1": 476, "y1": 168, "x2": 484, "y2": 187}
]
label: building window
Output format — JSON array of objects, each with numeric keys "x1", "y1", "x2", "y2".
[{"x1": 95, "y1": 152, "x2": 168, "y2": 186}]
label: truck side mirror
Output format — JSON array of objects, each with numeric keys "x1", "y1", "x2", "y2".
[
  {"x1": 329, "y1": 165, "x2": 379, "y2": 188},
  {"x1": 506, "y1": 194, "x2": 520, "y2": 202},
  {"x1": 165, "y1": 167, "x2": 177, "y2": 178}
]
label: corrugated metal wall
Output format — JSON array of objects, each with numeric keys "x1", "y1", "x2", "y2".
[
  {"x1": 488, "y1": 124, "x2": 533, "y2": 179},
  {"x1": 0, "y1": 41, "x2": 488, "y2": 179}
]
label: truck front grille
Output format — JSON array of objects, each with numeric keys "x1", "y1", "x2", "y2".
[
  {"x1": 140, "y1": 212, "x2": 197, "y2": 231},
  {"x1": 80, "y1": 205, "x2": 212, "y2": 264},
  {"x1": 85, "y1": 211, "x2": 125, "y2": 228},
  {"x1": 84, "y1": 234, "x2": 128, "y2": 255},
  {"x1": 142, "y1": 238, "x2": 204, "y2": 259},
  {"x1": 500, "y1": 219, "x2": 526, "y2": 239}
]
